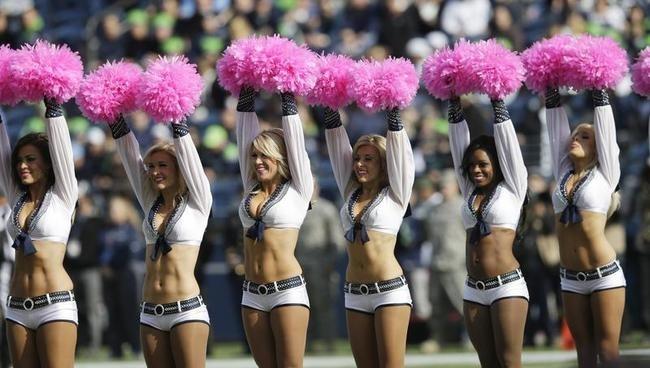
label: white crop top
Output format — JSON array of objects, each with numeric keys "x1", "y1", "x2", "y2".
[
  {"x1": 325, "y1": 126, "x2": 414, "y2": 241},
  {"x1": 547, "y1": 105, "x2": 620, "y2": 216},
  {"x1": 116, "y1": 131, "x2": 212, "y2": 247},
  {"x1": 236, "y1": 112, "x2": 313, "y2": 237},
  {"x1": 0, "y1": 116, "x2": 78, "y2": 251},
  {"x1": 449, "y1": 119, "x2": 528, "y2": 231}
]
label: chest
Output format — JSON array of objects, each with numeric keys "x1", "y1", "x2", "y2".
[
  {"x1": 248, "y1": 192, "x2": 270, "y2": 218},
  {"x1": 17, "y1": 201, "x2": 38, "y2": 229}
]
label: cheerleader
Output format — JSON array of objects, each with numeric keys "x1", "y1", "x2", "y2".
[
  {"x1": 235, "y1": 87, "x2": 313, "y2": 367},
  {"x1": 0, "y1": 99, "x2": 79, "y2": 367},
  {"x1": 545, "y1": 87, "x2": 624, "y2": 368},
  {"x1": 447, "y1": 97, "x2": 529, "y2": 368},
  {"x1": 324, "y1": 106, "x2": 414, "y2": 367}
]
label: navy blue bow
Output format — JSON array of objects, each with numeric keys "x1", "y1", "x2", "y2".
[
  {"x1": 560, "y1": 203, "x2": 582, "y2": 224},
  {"x1": 345, "y1": 223, "x2": 370, "y2": 244},
  {"x1": 469, "y1": 218, "x2": 491, "y2": 245},
  {"x1": 246, "y1": 219, "x2": 266, "y2": 241},
  {"x1": 12, "y1": 232, "x2": 37, "y2": 255},
  {"x1": 151, "y1": 236, "x2": 173, "y2": 260}
]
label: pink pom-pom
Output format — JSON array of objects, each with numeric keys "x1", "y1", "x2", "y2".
[
  {"x1": 305, "y1": 54, "x2": 356, "y2": 109},
  {"x1": 137, "y1": 55, "x2": 204, "y2": 124},
  {"x1": 422, "y1": 47, "x2": 460, "y2": 100},
  {"x1": 350, "y1": 57, "x2": 418, "y2": 113},
  {"x1": 217, "y1": 36, "x2": 267, "y2": 94},
  {"x1": 575, "y1": 35, "x2": 628, "y2": 90},
  {"x1": 521, "y1": 35, "x2": 582, "y2": 94},
  {"x1": 632, "y1": 47, "x2": 650, "y2": 97},
  {"x1": 0, "y1": 45, "x2": 20, "y2": 106},
  {"x1": 470, "y1": 39, "x2": 524, "y2": 99},
  {"x1": 11, "y1": 40, "x2": 83, "y2": 103},
  {"x1": 217, "y1": 35, "x2": 318, "y2": 96},
  {"x1": 76, "y1": 61, "x2": 142, "y2": 124}
]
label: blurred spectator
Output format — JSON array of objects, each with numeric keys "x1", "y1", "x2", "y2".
[
  {"x1": 440, "y1": 0, "x2": 491, "y2": 40},
  {"x1": 633, "y1": 164, "x2": 650, "y2": 336},
  {"x1": 296, "y1": 181, "x2": 345, "y2": 353},
  {"x1": 0, "y1": 194, "x2": 13, "y2": 368}
]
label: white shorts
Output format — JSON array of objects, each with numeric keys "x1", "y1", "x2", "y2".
[
  {"x1": 344, "y1": 278, "x2": 412, "y2": 314},
  {"x1": 140, "y1": 297, "x2": 210, "y2": 332},
  {"x1": 241, "y1": 281, "x2": 310, "y2": 312},
  {"x1": 560, "y1": 260, "x2": 626, "y2": 295},
  {"x1": 463, "y1": 271, "x2": 529, "y2": 306},
  {"x1": 5, "y1": 300, "x2": 78, "y2": 330}
]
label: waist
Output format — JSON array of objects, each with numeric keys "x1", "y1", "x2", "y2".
[
  {"x1": 243, "y1": 275, "x2": 305, "y2": 295},
  {"x1": 344, "y1": 275, "x2": 407, "y2": 295},
  {"x1": 141, "y1": 295, "x2": 205, "y2": 316},
  {"x1": 7, "y1": 290, "x2": 75, "y2": 311},
  {"x1": 560, "y1": 260, "x2": 620, "y2": 281},
  {"x1": 466, "y1": 269, "x2": 523, "y2": 290}
]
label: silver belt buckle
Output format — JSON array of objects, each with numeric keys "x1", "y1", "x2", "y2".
[
  {"x1": 154, "y1": 304, "x2": 165, "y2": 316},
  {"x1": 257, "y1": 284, "x2": 268, "y2": 295},
  {"x1": 23, "y1": 298, "x2": 34, "y2": 311},
  {"x1": 576, "y1": 272, "x2": 587, "y2": 281},
  {"x1": 359, "y1": 284, "x2": 370, "y2": 295},
  {"x1": 475, "y1": 281, "x2": 486, "y2": 291}
]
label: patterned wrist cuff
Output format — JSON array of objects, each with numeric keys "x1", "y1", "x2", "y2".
[
  {"x1": 491, "y1": 99, "x2": 510, "y2": 124},
  {"x1": 44, "y1": 98, "x2": 63, "y2": 118},
  {"x1": 237, "y1": 87, "x2": 256, "y2": 112},
  {"x1": 545, "y1": 87, "x2": 561, "y2": 108},
  {"x1": 386, "y1": 108, "x2": 403, "y2": 131},
  {"x1": 592, "y1": 89, "x2": 610, "y2": 107},
  {"x1": 448, "y1": 98, "x2": 464, "y2": 124},
  {"x1": 281, "y1": 92, "x2": 298, "y2": 116},
  {"x1": 110, "y1": 115, "x2": 130, "y2": 139},
  {"x1": 171, "y1": 120, "x2": 190, "y2": 138},
  {"x1": 323, "y1": 108, "x2": 342, "y2": 129}
]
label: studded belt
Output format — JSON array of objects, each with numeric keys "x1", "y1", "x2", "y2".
[
  {"x1": 243, "y1": 275, "x2": 305, "y2": 295},
  {"x1": 344, "y1": 275, "x2": 407, "y2": 295},
  {"x1": 466, "y1": 269, "x2": 523, "y2": 291},
  {"x1": 141, "y1": 295, "x2": 204, "y2": 316},
  {"x1": 7, "y1": 290, "x2": 75, "y2": 311},
  {"x1": 560, "y1": 260, "x2": 620, "y2": 281}
]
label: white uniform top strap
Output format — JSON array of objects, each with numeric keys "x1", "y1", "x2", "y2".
[
  {"x1": 236, "y1": 111, "x2": 262, "y2": 192},
  {"x1": 115, "y1": 132, "x2": 157, "y2": 211},
  {"x1": 46, "y1": 116, "x2": 78, "y2": 209},
  {"x1": 173, "y1": 133, "x2": 213, "y2": 215},
  {"x1": 546, "y1": 106, "x2": 573, "y2": 181},
  {"x1": 593, "y1": 105, "x2": 620, "y2": 189},
  {"x1": 282, "y1": 114, "x2": 313, "y2": 201},
  {"x1": 325, "y1": 126, "x2": 355, "y2": 199}
]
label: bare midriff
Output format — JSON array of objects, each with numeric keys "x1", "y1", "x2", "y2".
[
  {"x1": 243, "y1": 227, "x2": 302, "y2": 283},
  {"x1": 143, "y1": 243, "x2": 201, "y2": 303},
  {"x1": 556, "y1": 210, "x2": 616, "y2": 271},
  {"x1": 466, "y1": 227, "x2": 520, "y2": 279},
  {"x1": 11, "y1": 241, "x2": 73, "y2": 297},
  {"x1": 346, "y1": 230, "x2": 403, "y2": 283}
]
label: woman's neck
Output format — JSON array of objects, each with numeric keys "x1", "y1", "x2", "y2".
[
  {"x1": 360, "y1": 182, "x2": 381, "y2": 198},
  {"x1": 260, "y1": 176, "x2": 283, "y2": 196},
  {"x1": 572, "y1": 157, "x2": 592, "y2": 176},
  {"x1": 27, "y1": 182, "x2": 48, "y2": 203},
  {"x1": 160, "y1": 187, "x2": 178, "y2": 207}
]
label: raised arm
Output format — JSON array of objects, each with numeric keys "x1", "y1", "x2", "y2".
[
  {"x1": 44, "y1": 99, "x2": 78, "y2": 209},
  {"x1": 235, "y1": 87, "x2": 261, "y2": 192},
  {"x1": 591, "y1": 89, "x2": 620, "y2": 189},
  {"x1": 171, "y1": 121, "x2": 213, "y2": 215},
  {"x1": 280, "y1": 92, "x2": 313, "y2": 202},
  {"x1": 0, "y1": 115, "x2": 18, "y2": 202},
  {"x1": 545, "y1": 88, "x2": 572, "y2": 180},
  {"x1": 110, "y1": 115, "x2": 156, "y2": 211},
  {"x1": 492, "y1": 100, "x2": 527, "y2": 201},
  {"x1": 385, "y1": 109, "x2": 414, "y2": 211},
  {"x1": 447, "y1": 98, "x2": 474, "y2": 198},
  {"x1": 323, "y1": 108, "x2": 355, "y2": 199}
]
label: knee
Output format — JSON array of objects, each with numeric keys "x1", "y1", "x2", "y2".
[
  {"x1": 598, "y1": 342, "x2": 620, "y2": 365},
  {"x1": 498, "y1": 352, "x2": 522, "y2": 368}
]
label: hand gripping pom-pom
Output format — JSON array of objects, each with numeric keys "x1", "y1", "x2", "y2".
[
  {"x1": 137, "y1": 55, "x2": 204, "y2": 124},
  {"x1": 76, "y1": 61, "x2": 142, "y2": 124},
  {"x1": 11, "y1": 40, "x2": 83, "y2": 104}
]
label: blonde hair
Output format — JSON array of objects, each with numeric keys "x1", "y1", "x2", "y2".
[
  {"x1": 248, "y1": 128, "x2": 290, "y2": 185},
  {"x1": 571, "y1": 123, "x2": 619, "y2": 219},
  {"x1": 143, "y1": 142, "x2": 187, "y2": 200},
  {"x1": 352, "y1": 134, "x2": 388, "y2": 187}
]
